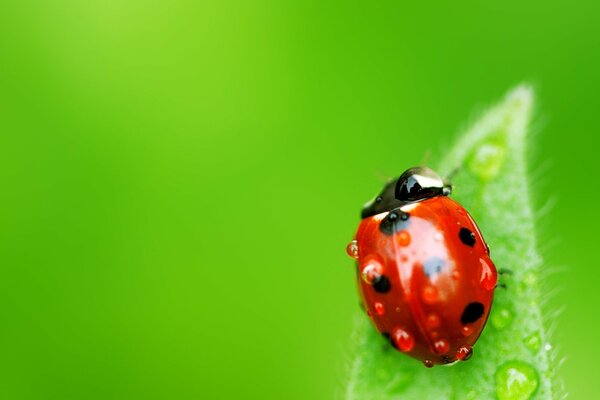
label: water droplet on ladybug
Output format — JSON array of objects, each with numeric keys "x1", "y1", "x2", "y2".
[
  {"x1": 421, "y1": 285, "x2": 439, "y2": 304},
  {"x1": 491, "y1": 307, "x2": 513, "y2": 330},
  {"x1": 391, "y1": 327, "x2": 415, "y2": 352},
  {"x1": 461, "y1": 325, "x2": 474, "y2": 336},
  {"x1": 423, "y1": 359, "x2": 434, "y2": 368},
  {"x1": 426, "y1": 314, "x2": 441, "y2": 330},
  {"x1": 480, "y1": 256, "x2": 497, "y2": 290},
  {"x1": 456, "y1": 346, "x2": 473, "y2": 361},
  {"x1": 495, "y1": 361, "x2": 539, "y2": 400},
  {"x1": 361, "y1": 258, "x2": 383, "y2": 285},
  {"x1": 433, "y1": 339, "x2": 449, "y2": 355},
  {"x1": 346, "y1": 240, "x2": 359, "y2": 259},
  {"x1": 396, "y1": 230, "x2": 411, "y2": 246},
  {"x1": 434, "y1": 232, "x2": 444, "y2": 242},
  {"x1": 374, "y1": 302, "x2": 385, "y2": 316},
  {"x1": 452, "y1": 270, "x2": 461, "y2": 281}
]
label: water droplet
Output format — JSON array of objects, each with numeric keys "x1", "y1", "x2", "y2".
[
  {"x1": 468, "y1": 142, "x2": 506, "y2": 181},
  {"x1": 544, "y1": 343, "x2": 552, "y2": 352},
  {"x1": 495, "y1": 361, "x2": 539, "y2": 400},
  {"x1": 523, "y1": 271, "x2": 537, "y2": 287},
  {"x1": 433, "y1": 339, "x2": 449, "y2": 355},
  {"x1": 452, "y1": 270, "x2": 461, "y2": 281},
  {"x1": 456, "y1": 346, "x2": 473, "y2": 361},
  {"x1": 524, "y1": 333, "x2": 542, "y2": 353},
  {"x1": 434, "y1": 232, "x2": 444, "y2": 242},
  {"x1": 361, "y1": 258, "x2": 383, "y2": 285},
  {"x1": 423, "y1": 359, "x2": 434, "y2": 368},
  {"x1": 374, "y1": 302, "x2": 385, "y2": 316},
  {"x1": 491, "y1": 307, "x2": 513, "y2": 330},
  {"x1": 395, "y1": 306, "x2": 401, "y2": 313},
  {"x1": 461, "y1": 325, "x2": 474, "y2": 336},
  {"x1": 396, "y1": 230, "x2": 411, "y2": 246},
  {"x1": 480, "y1": 256, "x2": 497, "y2": 291},
  {"x1": 426, "y1": 314, "x2": 441, "y2": 330},
  {"x1": 391, "y1": 327, "x2": 415, "y2": 352},
  {"x1": 346, "y1": 240, "x2": 359, "y2": 259},
  {"x1": 421, "y1": 285, "x2": 439, "y2": 304}
]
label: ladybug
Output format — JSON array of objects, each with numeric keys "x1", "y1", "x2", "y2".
[{"x1": 346, "y1": 167, "x2": 497, "y2": 367}]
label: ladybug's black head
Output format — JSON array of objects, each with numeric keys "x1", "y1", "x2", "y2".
[{"x1": 361, "y1": 167, "x2": 452, "y2": 219}]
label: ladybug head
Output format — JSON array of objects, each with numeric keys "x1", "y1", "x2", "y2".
[{"x1": 361, "y1": 167, "x2": 452, "y2": 219}]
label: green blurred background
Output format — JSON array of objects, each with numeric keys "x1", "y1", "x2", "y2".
[{"x1": 0, "y1": 1, "x2": 597, "y2": 399}]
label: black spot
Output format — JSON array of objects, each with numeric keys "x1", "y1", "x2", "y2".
[
  {"x1": 423, "y1": 257, "x2": 445, "y2": 277},
  {"x1": 373, "y1": 275, "x2": 391, "y2": 293},
  {"x1": 459, "y1": 227, "x2": 476, "y2": 247},
  {"x1": 379, "y1": 210, "x2": 410, "y2": 236},
  {"x1": 461, "y1": 302, "x2": 485, "y2": 324},
  {"x1": 381, "y1": 332, "x2": 390, "y2": 340}
]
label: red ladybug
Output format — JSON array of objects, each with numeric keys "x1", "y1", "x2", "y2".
[{"x1": 346, "y1": 167, "x2": 497, "y2": 367}]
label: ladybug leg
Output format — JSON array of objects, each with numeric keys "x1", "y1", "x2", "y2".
[{"x1": 496, "y1": 269, "x2": 513, "y2": 289}]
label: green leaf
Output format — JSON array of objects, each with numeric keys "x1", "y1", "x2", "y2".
[{"x1": 345, "y1": 86, "x2": 560, "y2": 400}]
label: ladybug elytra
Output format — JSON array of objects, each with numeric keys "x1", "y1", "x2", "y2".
[{"x1": 347, "y1": 167, "x2": 497, "y2": 367}]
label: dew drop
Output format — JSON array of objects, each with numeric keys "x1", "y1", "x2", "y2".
[
  {"x1": 480, "y1": 256, "x2": 497, "y2": 291},
  {"x1": 544, "y1": 343, "x2": 552, "y2": 352},
  {"x1": 495, "y1": 361, "x2": 539, "y2": 400},
  {"x1": 423, "y1": 359, "x2": 434, "y2": 368},
  {"x1": 524, "y1": 333, "x2": 542, "y2": 353},
  {"x1": 433, "y1": 339, "x2": 449, "y2": 355},
  {"x1": 346, "y1": 240, "x2": 359, "y2": 259},
  {"x1": 396, "y1": 230, "x2": 411, "y2": 246},
  {"x1": 491, "y1": 307, "x2": 513, "y2": 330},
  {"x1": 523, "y1": 271, "x2": 537, "y2": 287},
  {"x1": 426, "y1": 314, "x2": 441, "y2": 330},
  {"x1": 434, "y1": 232, "x2": 444, "y2": 242},
  {"x1": 456, "y1": 346, "x2": 473, "y2": 361},
  {"x1": 421, "y1": 285, "x2": 439, "y2": 304},
  {"x1": 374, "y1": 302, "x2": 385, "y2": 316},
  {"x1": 468, "y1": 142, "x2": 506, "y2": 181},
  {"x1": 461, "y1": 325, "x2": 474, "y2": 336},
  {"x1": 391, "y1": 327, "x2": 415, "y2": 352},
  {"x1": 361, "y1": 258, "x2": 383, "y2": 285}
]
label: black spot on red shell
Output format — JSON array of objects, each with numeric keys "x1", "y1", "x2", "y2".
[
  {"x1": 459, "y1": 227, "x2": 476, "y2": 247},
  {"x1": 373, "y1": 275, "x2": 391, "y2": 293},
  {"x1": 379, "y1": 210, "x2": 410, "y2": 236},
  {"x1": 461, "y1": 302, "x2": 485, "y2": 324}
]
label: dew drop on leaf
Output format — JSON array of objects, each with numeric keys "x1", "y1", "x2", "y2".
[
  {"x1": 467, "y1": 141, "x2": 506, "y2": 181},
  {"x1": 495, "y1": 361, "x2": 539, "y2": 400},
  {"x1": 491, "y1": 307, "x2": 513, "y2": 330},
  {"x1": 524, "y1": 332, "x2": 542, "y2": 353}
]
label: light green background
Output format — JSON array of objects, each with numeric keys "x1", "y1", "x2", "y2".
[{"x1": 0, "y1": 1, "x2": 597, "y2": 399}]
